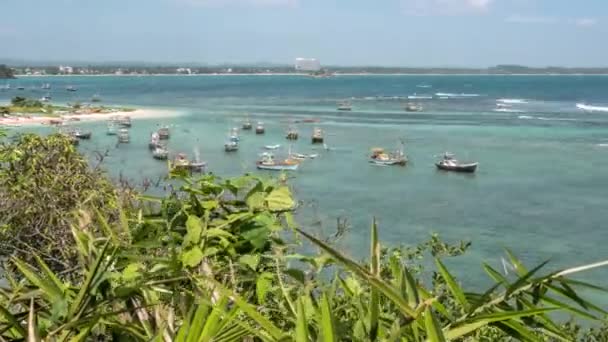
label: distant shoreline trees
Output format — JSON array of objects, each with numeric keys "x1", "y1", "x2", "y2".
[{"x1": 0, "y1": 64, "x2": 15, "y2": 78}]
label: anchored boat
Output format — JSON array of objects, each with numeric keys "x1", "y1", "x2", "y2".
[
  {"x1": 117, "y1": 129, "x2": 130, "y2": 143},
  {"x1": 255, "y1": 122, "x2": 265, "y2": 134},
  {"x1": 286, "y1": 126, "x2": 299, "y2": 140},
  {"x1": 435, "y1": 153, "x2": 478, "y2": 173},
  {"x1": 337, "y1": 101, "x2": 352, "y2": 111},
  {"x1": 369, "y1": 142, "x2": 407, "y2": 166},
  {"x1": 158, "y1": 126, "x2": 170, "y2": 139},
  {"x1": 311, "y1": 127, "x2": 324, "y2": 144},
  {"x1": 256, "y1": 153, "x2": 299, "y2": 171}
]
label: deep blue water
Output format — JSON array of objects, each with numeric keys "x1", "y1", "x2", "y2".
[{"x1": 3, "y1": 75, "x2": 608, "y2": 286}]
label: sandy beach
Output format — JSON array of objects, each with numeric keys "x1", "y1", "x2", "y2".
[{"x1": 0, "y1": 108, "x2": 181, "y2": 126}]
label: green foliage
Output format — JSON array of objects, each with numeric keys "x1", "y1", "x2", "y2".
[
  {"x1": 0, "y1": 135, "x2": 607, "y2": 340},
  {"x1": 0, "y1": 133, "x2": 118, "y2": 274},
  {"x1": 0, "y1": 64, "x2": 14, "y2": 79},
  {"x1": 11, "y1": 96, "x2": 43, "y2": 108}
]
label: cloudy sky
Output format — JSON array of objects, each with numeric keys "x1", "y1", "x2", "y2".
[{"x1": 1, "y1": 0, "x2": 605, "y2": 66}]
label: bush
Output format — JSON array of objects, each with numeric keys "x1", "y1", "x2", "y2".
[{"x1": 0, "y1": 133, "x2": 118, "y2": 274}]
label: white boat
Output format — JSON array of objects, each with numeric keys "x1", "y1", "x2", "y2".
[
  {"x1": 41, "y1": 83, "x2": 51, "y2": 90},
  {"x1": 369, "y1": 144, "x2": 407, "y2": 166},
  {"x1": 256, "y1": 153, "x2": 299, "y2": 171},
  {"x1": 404, "y1": 103, "x2": 423, "y2": 112},
  {"x1": 91, "y1": 93, "x2": 102, "y2": 102},
  {"x1": 577, "y1": 103, "x2": 608, "y2": 113},
  {"x1": 290, "y1": 152, "x2": 318, "y2": 160},
  {"x1": 66, "y1": 85, "x2": 77, "y2": 92},
  {"x1": 157, "y1": 126, "x2": 170, "y2": 139},
  {"x1": 337, "y1": 101, "x2": 352, "y2": 111},
  {"x1": 225, "y1": 140, "x2": 239, "y2": 152},
  {"x1": 152, "y1": 147, "x2": 169, "y2": 160},
  {"x1": 264, "y1": 144, "x2": 281, "y2": 150},
  {"x1": 255, "y1": 122, "x2": 265, "y2": 134},
  {"x1": 149, "y1": 132, "x2": 161, "y2": 149},
  {"x1": 407, "y1": 94, "x2": 433, "y2": 100},
  {"x1": 117, "y1": 129, "x2": 130, "y2": 143},
  {"x1": 107, "y1": 122, "x2": 117, "y2": 135},
  {"x1": 229, "y1": 127, "x2": 240, "y2": 141}
]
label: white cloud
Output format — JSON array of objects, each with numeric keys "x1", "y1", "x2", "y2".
[
  {"x1": 505, "y1": 15, "x2": 557, "y2": 24},
  {"x1": 574, "y1": 18, "x2": 598, "y2": 27},
  {"x1": 177, "y1": 0, "x2": 298, "y2": 8},
  {"x1": 402, "y1": 0, "x2": 493, "y2": 16}
]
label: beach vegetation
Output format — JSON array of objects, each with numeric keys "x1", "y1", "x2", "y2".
[{"x1": 0, "y1": 133, "x2": 607, "y2": 340}]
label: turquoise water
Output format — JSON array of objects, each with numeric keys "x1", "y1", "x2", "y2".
[{"x1": 3, "y1": 75, "x2": 608, "y2": 286}]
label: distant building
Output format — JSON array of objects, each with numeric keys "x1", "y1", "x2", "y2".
[
  {"x1": 59, "y1": 65, "x2": 73, "y2": 74},
  {"x1": 295, "y1": 58, "x2": 321, "y2": 72},
  {"x1": 176, "y1": 67, "x2": 192, "y2": 75}
]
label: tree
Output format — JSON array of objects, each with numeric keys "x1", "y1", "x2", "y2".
[
  {"x1": 0, "y1": 133, "x2": 118, "y2": 274},
  {"x1": 0, "y1": 64, "x2": 15, "y2": 79}
]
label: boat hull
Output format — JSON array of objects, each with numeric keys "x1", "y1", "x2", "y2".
[
  {"x1": 435, "y1": 162, "x2": 478, "y2": 173},
  {"x1": 256, "y1": 163, "x2": 299, "y2": 171},
  {"x1": 370, "y1": 159, "x2": 406, "y2": 166},
  {"x1": 311, "y1": 137, "x2": 324, "y2": 144}
]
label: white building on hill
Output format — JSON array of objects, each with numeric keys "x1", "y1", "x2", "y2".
[{"x1": 294, "y1": 58, "x2": 321, "y2": 72}]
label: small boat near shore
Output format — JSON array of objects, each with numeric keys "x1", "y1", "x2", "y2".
[
  {"x1": 107, "y1": 122, "x2": 117, "y2": 135},
  {"x1": 256, "y1": 153, "x2": 299, "y2": 171},
  {"x1": 158, "y1": 126, "x2": 170, "y2": 139},
  {"x1": 91, "y1": 93, "x2": 102, "y2": 102},
  {"x1": 116, "y1": 116, "x2": 132, "y2": 127},
  {"x1": 117, "y1": 129, "x2": 130, "y2": 143},
  {"x1": 74, "y1": 129, "x2": 92, "y2": 140},
  {"x1": 286, "y1": 126, "x2": 299, "y2": 140},
  {"x1": 290, "y1": 152, "x2": 318, "y2": 160},
  {"x1": 66, "y1": 85, "x2": 77, "y2": 92},
  {"x1": 225, "y1": 140, "x2": 239, "y2": 152},
  {"x1": 311, "y1": 127, "x2": 324, "y2": 144},
  {"x1": 255, "y1": 122, "x2": 265, "y2": 134},
  {"x1": 152, "y1": 146, "x2": 169, "y2": 160},
  {"x1": 242, "y1": 117, "x2": 253, "y2": 130},
  {"x1": 41, "y1": 83, "x2": 51, "y2": 90},
  {"x1": 264, "y1": 144, "x2": 281, "y2": 150},
  {"x1": 435, "y1": 153, "x2": 478, "y2": 173},
  {"x1": 149, "y1": 132, "x2": 161, "y2": 149}
]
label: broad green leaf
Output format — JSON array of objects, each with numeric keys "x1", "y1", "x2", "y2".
[
  {"x1": 369, "y1": 219, "x2": 380, "y2": 342},
  {"x1": 296, "y1": 298, "x2": 309, "y2": 342},
  {"x1": 296, "y1": 228, "x2": 417, "y2": 319},
  {"x1": 182, "y1": 247, "x2": 204, "y2": 268},
  {"x1": 256, "y1": 273, "x2": 273, "y2": 304},
  {"x1": 435, "y1": 258, "x2": 468, "y2": 311},
  {"x1": 239, "y1": 254, "x2": 260, "y2": 271},
  {"x1": 319, "y1": 293, "x2": 336, "y2": 342},
  {"x1": 184, "y1": 215, "x2": 203, "y2": 247},
  {"x1": 265, "y1": 186, "x2": 295, "y2": 211},
  {"x1": 246, "y1": 192, "x2": 265, "y2": 210},
  {"x1": 424, "y1": 307, "x2": 446, "y2": 342},
  {"x1": 12, "y1": 258, "x2": 63, "y2": 303}
]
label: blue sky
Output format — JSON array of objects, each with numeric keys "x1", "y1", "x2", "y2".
[{"x1": 1, "y1": 0, "x2": 606, "y2": 66}]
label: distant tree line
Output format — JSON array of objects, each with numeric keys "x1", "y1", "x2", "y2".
[
  {"x1": 0, "y1": 64, "x2": 15, "y2": 78},
  {"x1": 8, "y1": 64, "x2": 608, "y2": 75}
]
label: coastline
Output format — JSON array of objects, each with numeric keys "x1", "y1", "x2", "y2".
[
  {"x1": 14, "y1": 73, "x2": 608, "y2": 77},
  {"x1": 0, "y1": 108, "x2": 180, "y2": 126}
]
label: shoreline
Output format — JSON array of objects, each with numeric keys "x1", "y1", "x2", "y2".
[
  {"x1": 0, "y1": 108, "x2": 181, "y2": 127},
  {"x1": 13, "y1": 73, "x2": 608, "y2": 77}
]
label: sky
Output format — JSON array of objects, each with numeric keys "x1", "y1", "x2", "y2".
[{"x1": 1, "y1": 0, "x2": 606, "y2": 67}]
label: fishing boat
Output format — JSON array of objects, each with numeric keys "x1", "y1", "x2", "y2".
[
  {"x1": 149, "y1": 132, "x2": 161, "y2": 149},
  {"x1": 369, "y1": 144, "x2": 407, "y2": 166},
  {"x1": 66, "y1": 85, "x2": 77, "y2": 92},
  {"x1": 74, "y1": 129, "x2": 92, "y2": 140},
  {"x1": 107, "y1": 122, "x2": 117, "y2": 135},
  {"x1": 17, "y1": 86, "x2": 25, "y2": 90},
  {"x1": 256, "y1": 153, "x2": 299, "y2": 171},
  {"x1": 41, "y1": 83, "x2": 51, "y2": 90},
  {"x1": 311, "y1": 127, "x2": 324, "y2": 144},
  {"x1": 171, "y1": 153, "x2": 206, "y2": 173},
  {"x1": 255, "y1": 122, "x2": 265, "y2": 134},
  {"x1": 242, "y1": 117, "x2": 253, "y2": 130},
  {"x1": 290, "y1": 152, "x2": 318, "y2": 160},
  {"x1": 152, "y1": 146, "x2": 169, "y2": 160},
  {"x1": 435, "y1": 153, "x2": 478, "y2": 173},
  {"x1": 117, "y1": 129, "x2": 130, "y2": 143},
  {"x1": 40, "y1": 94, "x2": 52, "y2": 102},
  {"x1": 224, "y1": 140, "x2": 239, "y2": 152},
  {"x1": 286, "y1": 126, "x2": 299, "y2": 140},
  {"x1": 337, "y1": 101, "x2": 352, "y2": 111},
  {"x1": 157, "y1": 126, "x2": 170, "y2": 139},
  {"x1": 404, "y1": 103, "x2": 423, "y2": 112},
  {"x1": 229, "y1": 127, "x2": 240, "y2": 141},
  {"x1": 118, "y1": 116, "x2": 132, "y2": 127},
  {"x1": 264, "y1": 144, "x2": 281, "y2": 150},
  {"x1": 91, "y1": 93, "x2": 102, "y2": 102}
]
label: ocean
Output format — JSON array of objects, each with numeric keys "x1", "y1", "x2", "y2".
[{"x1": 3, "y1": 75, "x2": 608, "y2": 286}]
